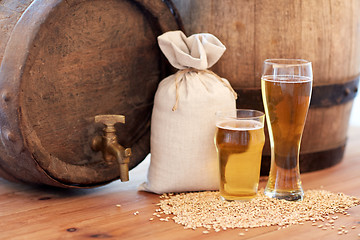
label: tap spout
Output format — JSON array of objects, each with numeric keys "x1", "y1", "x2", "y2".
[{"x1": 106, "y1": 142, "x2": 131, "y2": 182}]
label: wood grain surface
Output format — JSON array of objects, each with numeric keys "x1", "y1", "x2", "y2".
[
  {"x1": 0, "y1": 126, "x2": 359, "y2": 239},
  {"x1": 0, "y1": 0, "x2": 181, "y2": 187}
]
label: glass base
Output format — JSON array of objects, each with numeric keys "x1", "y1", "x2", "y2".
[
  {"x1": 264, "y1": 188, "x2": 304, "y2": 201},
  {"x1": 220, "y1": 195, "x2": 255, "y2": 202}
]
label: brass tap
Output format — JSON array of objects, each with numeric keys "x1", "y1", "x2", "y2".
[{"x1": 91, "y1": 115, "x2": 131, "y2": 182}]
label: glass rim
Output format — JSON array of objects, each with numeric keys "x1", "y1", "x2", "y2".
[
  {"x1": 215, "y1": 109, "x2": 265, "y2": 120},
  {"x1": 264, "y1": 58, "x2": 311, "y2": 67}
]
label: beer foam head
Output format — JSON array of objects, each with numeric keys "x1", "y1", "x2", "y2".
[
  {"x1": 262, "y1": 75, "x2": 312, "y2": 83},
  {"x1": 216, "y1": 119, "x2": 263, "y2": 130}
]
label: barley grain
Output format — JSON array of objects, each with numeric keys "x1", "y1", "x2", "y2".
[{"x1": 153, "y1": 189, "x2": 360, "y2": 232}]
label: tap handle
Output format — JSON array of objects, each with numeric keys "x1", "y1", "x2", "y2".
[{"x1": 95, "y1": 115, "x2": 125, "y2": 127}]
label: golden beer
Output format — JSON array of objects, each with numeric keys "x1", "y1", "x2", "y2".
[
  {"x1": 215, "y1": 118, "x2": 265, "y2": 201},
  {"x1": 261, "y1": 75, "x2": 312, "y2": 200}
]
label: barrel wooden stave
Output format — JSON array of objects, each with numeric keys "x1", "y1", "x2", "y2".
[
  {"x1": 0, "y1": 0, "x2": 34, "y2": 63},
  {"x1": 301, "y1": 102, "x2": 354, "y2": 153},
  {"x1": 173, "y1": 0, "x2": 360, "y2": 86},
  {"x1": 173, "y1": 0, "x2": 360, "y2": 172}
]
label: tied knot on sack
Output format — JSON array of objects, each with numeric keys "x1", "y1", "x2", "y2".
[
  {"x1": 172, "y1": 68, "x2": 238, "y2": 111},
  {"x1": 157, "y1": 30, "x2": 238, "y2": 112}
]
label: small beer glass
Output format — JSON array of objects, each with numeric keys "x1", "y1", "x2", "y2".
[
  {"x1": 215, "y1": 109, "x2": 265, "y2": 201},
  {"x1": 261, "y1": 59, "x2": 313, "y2": 201}
]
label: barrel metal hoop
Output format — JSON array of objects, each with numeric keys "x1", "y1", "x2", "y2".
[
  {"x1": 235, "y1": 76, "x2": 359, "y2": 110},
  {"x1": 260, "y1": 143, "x2": 346, "y2": 175},
  {"x1": 161, "y1": 0, "x2": 186, "y2": 33}
]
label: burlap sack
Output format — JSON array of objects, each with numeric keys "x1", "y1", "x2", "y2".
[{"x1": 139, "y1": 31, "x2": 236, "y2": 194}]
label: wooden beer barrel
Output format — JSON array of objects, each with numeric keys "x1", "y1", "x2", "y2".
[
  {"x1": 172, "y1": 0, "x2": 360, "y2": 174},
  {"x1": 0, "y1": 0, "x2": 181, "y2": 187}
]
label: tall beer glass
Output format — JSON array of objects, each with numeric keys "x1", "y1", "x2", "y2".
[
  {"x1": 215, "y1": 109, "x2": 265, "y2": 201},
  {"x1": 261, "y1": 59, "x2": 312, "y2": 201}
]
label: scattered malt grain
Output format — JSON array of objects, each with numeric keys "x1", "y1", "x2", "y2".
[{"x1": 153, "y1": 189, "x2": 360, "y2": 232}]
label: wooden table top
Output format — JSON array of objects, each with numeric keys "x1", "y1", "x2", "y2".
[{"x1": 0, "y1": 127, "x2": 359, "y2": 240}]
